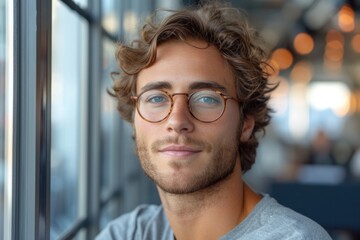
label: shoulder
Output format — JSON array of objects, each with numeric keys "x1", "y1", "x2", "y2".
[
  {"x1": 95, "y1": 204, "x2": 173, "y2": 240},
  {"x1": 224, "y1": 195, "x2": 332, "y2": 240},
  {"x1": 261, "y1": 196, "x2": 332, "y2": 239}
]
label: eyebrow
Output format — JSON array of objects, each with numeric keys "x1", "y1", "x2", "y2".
[
  {"x1": 140, "y1": 81, "x2": 172, "y2": 92},
  {"x1": 189, "y1": 81, "x2": 227, "y2": 92},
  {"x1": 140, "y1": 80, "x2": 228, "y2": 93}
]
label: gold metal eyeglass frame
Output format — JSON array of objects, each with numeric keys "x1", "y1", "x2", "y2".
[{"x1": 131, "y1": 89, "x2": 237, "y2": 123}]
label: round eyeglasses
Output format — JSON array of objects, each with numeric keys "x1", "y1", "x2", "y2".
[{"x1": 131, "y1": 89, "x2": 237, "y2": 123}]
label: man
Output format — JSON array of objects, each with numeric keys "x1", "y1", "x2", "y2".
[{"x1": 97, "y1": 1, "x2": 332, "y2": 239}]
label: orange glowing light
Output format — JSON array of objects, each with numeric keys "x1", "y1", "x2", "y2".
[
  {"x1": 327, "y1": 40, "x2": 343, "y2": 50},
  {"x1": 290, "y1": 61, "x2": 313, "y2": 83},
  {"x1": 326, "y1": 30, "x2": 344, "y2": 44},
  {"x1": 352, "y1": 34, "x2": 360, "y2": 53},
  {"x1": 325, "y1": 47, "x2": 343, "y2": 62},
  {"x1": 324, "y1": 31, "x2": 344, "y2": 70},
  {"x1": 324, "y1": 57, "x2": 342, "y2": 71},
  {"x1": 271, "y1": 48, "x2": 293, "y2": 70},
  {"x1": 338, "y1": 5, "x2": 355, "y2": 32},
  {"x1": 357, "y1": 91, "x2": 360, "y2": 112},
  {"x1": 293, "y1": 33, "x2": 314, "y2": 55},
  {"x1": 349, "y1": 93, "x2": 358, "y2": 114}
]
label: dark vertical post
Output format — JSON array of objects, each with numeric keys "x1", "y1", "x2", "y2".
[
  {"x1": 35, "y1": 0, "x2": 51, "y2": 239},
  {"x1": 87, "y1": 0, "x2": 101, "y2": 238},
  {"x1": 15, "y1": 0, "x2": 52, "y2": 239}
]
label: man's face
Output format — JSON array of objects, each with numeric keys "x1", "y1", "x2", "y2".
[{"x1": 134, "y1": 39, "x2": 253, "y2": 194}]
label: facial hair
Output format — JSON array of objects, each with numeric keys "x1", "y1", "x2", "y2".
[{"x1": 135, "y1": 131, "x2": 240, "y2": 195}]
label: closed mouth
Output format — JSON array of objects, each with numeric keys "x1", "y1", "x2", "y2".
[{"x1": 158, "y1": 145, "x2": 202, "y2": 156}]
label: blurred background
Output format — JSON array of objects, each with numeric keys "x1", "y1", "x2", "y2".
[{"x1": 1, "y1": 0, "x2": 360, "y2": 239}]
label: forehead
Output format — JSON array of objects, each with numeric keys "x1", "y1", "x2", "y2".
[{"x1": 136, "y1": 39, "x2": 236, "y2": 95}]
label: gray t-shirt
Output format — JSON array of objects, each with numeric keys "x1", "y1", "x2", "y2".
[{"x1": 96, "y1": 195, "x2": 332, "y2": 240}]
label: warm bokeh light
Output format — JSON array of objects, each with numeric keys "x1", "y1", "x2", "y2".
[
  {"x1": 324, "y1": 30, "x2": 344, "y2": 71},
  {"x1": 324, "y1": 47, "x2": 343, "y2": 61},
  {"x1": 338, "y1": 5, "x2": 355, "y2": 32},
  {"x1": 327, "y1": 40, "x2": 343, "y2": 50},
  {"x1": 354, "y1": 91, "x2": 360, "y2": 113},
  {"x1": 357, "y1": 91, "x2": 360, "y2": 113},
  {"x1": 324, "y1": 58, "x2": 342, "y2": 71},
  {"x1": 352, "y1": 34, "x2": 360, "y2": 53},
  {"x1": 335, "y1": 100, "x2": 351, "y2": 117},
  {"x1": 326, "y1": 30, "x2": 344, "y2": 44},
  {"x1": 290, "y1": 61, "x2": 313, "y2": 83},
  {"x1": 293, "y1": 32, "x2": 314, "y2": 55},
  {"x1": 271, "y1": 48, "x2": 293, "y2": 70},
  {"x1": 349, "y1": 93, "x2": 358, "y2": 114}
]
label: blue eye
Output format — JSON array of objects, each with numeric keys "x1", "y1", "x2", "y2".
[
  {"x1": 197, "y1": 96, "x2": 219, "y2": 104},
  {"x1": 139, "y1": 90, "x2": 171, "y2": 108},
  {"x1": 148, "y1": 95, "x2": 166, "y2": 103},
  {"x1": 191, "y1": 92, "x2": 221, "y2": 105},
  {"x1": 142, "y1": 92, "x2": 170, "y2": 106}
]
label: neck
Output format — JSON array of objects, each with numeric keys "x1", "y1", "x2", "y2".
[{"x1": 158, "y1": 161, "x2": 261, "y2": 240}]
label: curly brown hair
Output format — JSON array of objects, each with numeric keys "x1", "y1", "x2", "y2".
[{"x1": 111, "y1": 1, "x2": 276, "y2": 172}]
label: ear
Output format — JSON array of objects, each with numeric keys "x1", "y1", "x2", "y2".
[{"x1": 240, "y1": 116, "x2": 255, "y2": 142}]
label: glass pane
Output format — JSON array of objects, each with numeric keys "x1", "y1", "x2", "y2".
[
  {"x1": 73, "y1": 0, "x2": 88, "y2": 9},
  {"x1": 51, "y1": 1, "x2": 88, "y2": 238},
  {"x1": 100, "y1": 37, "x2": 118, "y2": 193},
  {"x1": 155, "y1": 0, "x2": 182, "y2": 10},
  {"x1": 1, "y1": 0, "x2": 14, "y2": 239},
  {"x1": 122, "y1": 0, "x2": 151, "y2": 42},
  {"x1": 0, "y1": 0, "x2": 6, "y2": 238},
  {"x1": 102, "y1": 0, "x2": 152, "y2": 38},
  {"x1": 99, "y1": 197, "x2": 124, "y2": 229},
  {"x1": 102, "y1": 0, "x2": 122, "y2": 36}
]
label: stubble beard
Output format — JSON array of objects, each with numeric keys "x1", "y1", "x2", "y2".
[{"x1": 135, "y1": 132, "x2": 240, "y2": 195}]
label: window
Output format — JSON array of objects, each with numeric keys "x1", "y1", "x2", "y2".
[
  {"x1": 0, "y1": 0, "x2": 6, "y2": 238},
  {"x1": 102, "y1": 0, "x2": 122, "y2": 36},
  {"x1": 0, "y1": 0, "x2": 14, "y2": 239},
  {"x1": 100, "y1": 37, "x2": 118, "y2": 199},
  {"x1": 51, "y1": 0, "x2": 89, "y2": 238}
]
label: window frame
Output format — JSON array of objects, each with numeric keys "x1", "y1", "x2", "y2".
[
  {"x1": 14, "y1": 0, "x2": 52, "y2": 239},
  {"x1": 3, "y1": 0, "x2": 15, "y2": 239}
]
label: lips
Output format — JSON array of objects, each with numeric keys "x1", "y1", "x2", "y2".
[{"x1": 158, "y1": 145, "x2": 201, "y2": 157}]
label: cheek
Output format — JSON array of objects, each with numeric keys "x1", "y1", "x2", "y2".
[
  {"x1": 214, "y1": 111, "x2": 241, "y2": 140},
  {"x1": 200, "y1": 119, "x2": 239, "y2": 143},
  {"x1": 221, "y1": 107, "x2": 241, "y2": 130},
  {"x1": 134, "y1": 116, "x2": 157, "y2": 141},
  {"x1": 213, "y1": 125, "x2": 237, "y2": 141}
]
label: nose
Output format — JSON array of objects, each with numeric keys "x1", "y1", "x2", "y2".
[{"x1": 165, "y1": 95, "x2": 195, "y2": 133}]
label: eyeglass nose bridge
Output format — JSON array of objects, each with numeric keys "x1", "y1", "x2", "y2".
[
  {"x1": 167, "y1": 92, "x2": 192, "y2": 116},
  {"x1": 170, "y1": 92, "x2": 190, "y2": 99}
]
